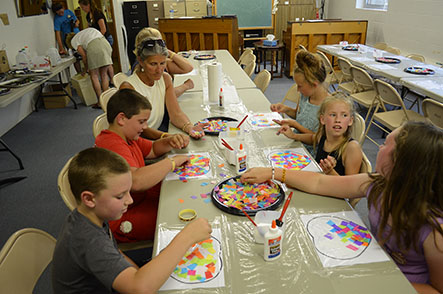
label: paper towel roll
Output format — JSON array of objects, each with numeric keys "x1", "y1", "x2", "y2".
[{"x1": 207, "y1": 62, "x2": 223, "y2": 104}]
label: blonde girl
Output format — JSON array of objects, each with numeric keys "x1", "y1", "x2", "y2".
[
  {"x1": 271, "y1": 50, "x2": 329, "y2": 154},
  {"x1": 278, "y1": 94, "x2": 362, "y2": 175},
  {"x1": 241, "y1": 121, "x2": 443, "y2": 293}
]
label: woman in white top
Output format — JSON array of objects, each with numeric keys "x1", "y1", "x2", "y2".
[
  {"x1": 120, "y1": 38, "x2": 205, "y2": 139},
  {"x1": 67, "y1": 27, "x2": 113, "y2": 105}
]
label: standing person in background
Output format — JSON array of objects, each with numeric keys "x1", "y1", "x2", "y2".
[
  {"x1": 78, "y1": 0, "x2": 115, "y2": 86},
  {"x1": 52, "y1": 3, "x2": 81, "y2": 73},
  {"x1": 66, "y1": 28, "x2": 113, "y2": 108}
]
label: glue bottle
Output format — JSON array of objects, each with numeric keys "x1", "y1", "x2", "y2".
[
  {"x1": 264, "y1": 219, "x2": 282, "y2": 261},
  {"x1": 219, "y1": 87, "x2": 224, "y2": 107},
  {"x1": 235, "y1": 143, "x2": 247, "y2": 174}
]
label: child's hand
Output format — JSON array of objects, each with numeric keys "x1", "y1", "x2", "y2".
[
  {"x1": 319, "y1": 155, "x2": 337, "y2": 174},
  {"x1": 270, "y1": 103, "x2": 287, "y2": 113},
  {"x1": 172, "y1": 155, "x2": 190, "y2": 167},
  {"x1": 166, "y1": 134, "x2": 190, "y2": 149},
  {"x1": 240, "y1": 167, "x2": 272, "y2": 184},
  {"x1": 181, "y1": 218, "x2": 212, "y2": 245},
  {"x1": 189, "y1": 124, "x2": 205, "y2": 139},
  {"x1": 276, "y1": 125, "x2": 294, "y2": 138}
]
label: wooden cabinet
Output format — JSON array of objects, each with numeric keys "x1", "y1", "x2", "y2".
[
  {"x1": 283, "y1": 20, "x2": 368, "y2": 77},
  {"x1": 159, "y1": 16, "x2": 240, "y2": 60}
]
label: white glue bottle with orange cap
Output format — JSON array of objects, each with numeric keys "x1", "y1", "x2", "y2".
[
  {"x1": 264, "y1": 219, "x2": 283, "y2": 261},
  {"x1": 235, "y1": 143, "x2": 247, "y2": 174}
]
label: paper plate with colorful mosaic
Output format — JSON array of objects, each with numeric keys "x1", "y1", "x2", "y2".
[
  {"x1": 173, "y1": 154, "x2": 210, "y2": 178},
  {"x1": 269, "y1": 150, "x2": 312, "y2": 170},
  {"x1": 171, "y1": 236, "x2": 223, "y2": 284},
  {"x1": 196, "y1": 116, "x2": 238, "y2": 136},
  {"x1": 249, "y1": 112, "x2": 283, "y2": 129},
  {"x1": 211, "y1": 176, "x2": 284, "y2": 216}
]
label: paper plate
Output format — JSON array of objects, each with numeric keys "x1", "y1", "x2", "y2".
[
  {"x1": 211, "y1": 176, "x2": 284, "y2": 216},
  {"x1": 342, "y1": 45, "x2": 358, "y2": 51},
  {"x1": 404, "y1": 67, "x2": 435, "y2": 75},
  {"x1": 194, "y1": 54, "x2": 216, "y2": 60},
  {"x1": 375, "y1": 57, "x2": 401, "y2": 64}
]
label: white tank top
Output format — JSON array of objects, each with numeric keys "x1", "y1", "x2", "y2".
[{"x1": 125, "y1": 72, "x2": 166, "y2": 130}]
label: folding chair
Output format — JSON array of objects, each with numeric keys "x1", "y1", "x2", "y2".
[
  {"x1": 253, "y1": 70, "x2": 271, "y2": 93},
  {"x1": 239, "y1": 53, "x2": 256, "y2": 77},
  {"x1": 92, "y1": 113, "x2": 109, "y2": 138},
  {"x1": 99, "y1": 87, "x2": 118, "y2": 112},
  {"x1": 337, "y1": 58, "x2": 355, "y2": 95},
  {"x1": 422, "y1": 99, "x2": 443, "y2": 129},
  {"x1": 349, "y1": 66, "x2": 379, "y2": 123},
  {"x1": 363, "y1": 79, "x2": 426, "y2": 146},
  {"x1": 112, "y1": 72, "x2": 128, "y2": 88}
]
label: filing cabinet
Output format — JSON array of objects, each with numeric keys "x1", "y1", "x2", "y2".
[
  {"x1": 147, "y1": 0, "x2": 164, "y2": 28},
  {"x1": 185, "y1": 0, "x2": 207, "y2": 17},
  {"x1": 163, "y1": 0, "x2": 186, "y2": 17}
]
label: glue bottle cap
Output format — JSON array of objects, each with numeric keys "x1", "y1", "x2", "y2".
[
  {"x1": 239, "y1": 144, "x2": 243, "y2": 150},
  {"x1": 271, "y1": 219, "x2": 276, "y2": 229}
]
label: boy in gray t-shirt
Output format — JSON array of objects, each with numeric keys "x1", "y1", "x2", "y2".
[{"x1": 52, "y1": 147, "x2": 211, "y2": 293}]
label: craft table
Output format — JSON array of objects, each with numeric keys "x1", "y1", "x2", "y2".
[
  {"x1": 254, "y1": 41, "x2": 285, "y2": 79},
  {"x1": 173, "y1": 50, "x2": 256, "y2": 92},
  {"x1": 0, "y1": 57, "x2": 76, "y2": 108},
  {"x1": 400, "y1": 76, "x2": 443, "y2": 104},
  {"x1": 154, "y1": 51, "x2": 416, "y2": 293}
]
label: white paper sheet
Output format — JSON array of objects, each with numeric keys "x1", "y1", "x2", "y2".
[
  {"x1": 157, "y1": 228, "x2": 225, "y2": 291},
  {"x1": 300, "y1": 211, "x2": 389, "y2": 268},
  {"x1": 249, "y1": 112, "x2": 283, "y2": 129}
]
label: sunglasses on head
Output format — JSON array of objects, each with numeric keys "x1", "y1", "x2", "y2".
[{"x1": 141, "y1": 39, "x2": 166, "y2": 49}]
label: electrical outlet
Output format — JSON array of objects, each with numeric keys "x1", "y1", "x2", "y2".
[{"x1": 0, "y1": 13, "x2": 9, "y2": 25}]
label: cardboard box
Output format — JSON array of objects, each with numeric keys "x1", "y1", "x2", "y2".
[
  {"x1": 43, "y1": 84, "x2": 72, "y2": 109},
  {"x1": 71, "y1": 74, "x2": 97, "y2": 106},
  {"x1": 0, "y1": 50, "x2": 10, "y2": 73}
]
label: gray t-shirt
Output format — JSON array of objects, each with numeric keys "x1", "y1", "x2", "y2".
[
  {"x1": 52, "y1": 209, "x2": 133, "y2": 294},
  {"x1": 293, "y1": 94, "x2": 320, "y2": 155}
]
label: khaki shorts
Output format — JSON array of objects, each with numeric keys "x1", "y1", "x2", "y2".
[{"x1": 86, "y1": 37, "x2": 112, "y2": 70}]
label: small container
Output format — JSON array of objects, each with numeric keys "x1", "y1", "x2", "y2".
[
  {"x1": 235, "y1": 143, "x2": 247, "y2": 174},
  {"x1": 253, "y1": 210, "x2": 284, "y2": 244},
  {"x1": 264, "y1": 220, "x2": 283, "y2": 261}
]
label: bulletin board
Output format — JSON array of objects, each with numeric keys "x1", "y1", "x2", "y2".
[{"x1": 216, "y1": 0, "x2": 273, "y2": 29}]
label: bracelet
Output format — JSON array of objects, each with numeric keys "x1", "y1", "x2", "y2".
[
  {"x1": 281, "y1": 168, "x2": 286, "y2": 183},
  {"x1": 271, "y1": 167, "x2": 275, "y2": 181},
  {"x1": 169, "y1": 157, "x2": 176, "y2": 172},
  {"x1": 179, "y1": 209, "x2": 197, "y2": 222},
  {"x1": 182, "y1": 121, "x2": 191, "y2": 132},
  {"x1": 169, "y1": 52, "x2": 176, "y2": 59},
  {"x1": 160, "y1": 132, "x2": 169, "y2": 139}
]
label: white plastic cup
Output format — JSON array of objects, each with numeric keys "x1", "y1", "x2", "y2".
[{"x1": 253, "y1": 211, "x2": 284, "y2": 244}]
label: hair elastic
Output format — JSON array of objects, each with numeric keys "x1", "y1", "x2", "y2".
[{"x1": 179, "y1": 209, "x2": 197, "y2": 222}]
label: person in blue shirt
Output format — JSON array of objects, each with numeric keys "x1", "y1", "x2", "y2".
[{"x1": 52, "y1": 3, "x2": 80, "y2": 55}]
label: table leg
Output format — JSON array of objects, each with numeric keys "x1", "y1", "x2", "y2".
[{"x1": 0, "y1": 139, "x2": 24, "y2": 170}]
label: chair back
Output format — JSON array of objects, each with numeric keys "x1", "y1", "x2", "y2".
[
  {"x1": 57, "y1": 157, "x2": 77, "y2": 211},
  {"x1": 0, "y1": 228, "x2": 56, "y2": 293},
  {"x1": 112, "y1": 72, "x2": 128, "y2": 88},
  {"x1": 238, "y1": 48, "x2": 253, "y2": 64},
  {"x1": 422, "y1": 98, "x2": 443, "y2": 128},
  {"x1": 281, "y1": 84, "x2": 300, "y2": 105},
  {"x1": 93, "y1": 113, "x2": 109, "y2": 138},
  {"x1": 298, "y1": 44, "x2": 307, "y2": 51},
  {"x1": 406, "y1": 54, "x2": 425, "y2": 62},
  {"x1": 374, "y1": 42, "x2": 387, "y2": 50},
  {"x1": 254, "y1": 70, "x2": 271, "y2": 93},
  {"x1": 337, "y1": 58, "x2": 352, "y2": 79},
  {"x1": 374, "y1": 79, "x2": 406, "y2": 109},
  {"x1": 317, "y1": 51, "x2": 334, "y2": 75},
  {"x1": 350, "y1": 66, "x2": 374, "y2": 92},
  {"x1": 385, "y1": 46, "x2": 401, "y2": 55},
  {"x1": 240, "y1": 53, "x2": 256, "y2": 77},
  {"x1": 99, "y1": 87, "x2": 118, "y2": 112},
  {"x1": 350, "y1": 112, "x2": 365, "y2": 143}
]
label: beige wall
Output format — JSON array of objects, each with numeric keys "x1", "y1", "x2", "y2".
[{"x1": 325, "y1": 0, "x2": 443, "y2": 64}]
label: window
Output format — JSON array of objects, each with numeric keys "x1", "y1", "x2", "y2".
[{"x1": 356, "y1": 0, "x2": 388, "y2": 10}]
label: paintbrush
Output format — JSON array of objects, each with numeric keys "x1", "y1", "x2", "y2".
[{"x1": 275, "y1": 191, "x2": 293, "y2": 227}]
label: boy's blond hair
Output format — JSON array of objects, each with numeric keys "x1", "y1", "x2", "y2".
[{"x1": 68, "y1": 148, "x2": 130, "y2": 203}]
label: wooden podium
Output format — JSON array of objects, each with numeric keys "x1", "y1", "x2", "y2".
[
  {"x1": 159, "y1": 16, "x2": 240, "y2": 60},
  {"x1": 283, "y1": 20, "x2": 368, "y2": 77}
]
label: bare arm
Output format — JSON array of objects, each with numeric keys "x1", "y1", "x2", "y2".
[
  {"x1": 76, "y1": 46, "x2": 87, "y2": 73},
  {"x1": 343, "y1": 140, "x2": 363, "y2": 175},
  {"x1": 112, "y1": 218, "x2": 212, "y2": 294},
  {"x1": 413, "y1": 224, "x2": 443, "y2": 294},
  {"x1": 166, "y1": 50, "x2": 193, "y2": 74},
  {"x1": 277, "y1": 125, "x2": 315, "y2": 144},
  {"x1": 174, "y1": 79, "x2": 194, "y2": 98},
  {"x1": 97, "y1": 18, "x2": 107, "y2": 36},
  {"x1": 55, "y1": 31, "x2": 66, "y2": 54},
  {"x1": 240, "y1": 167, "x2": 370, "y2": 199},
  {"x1": 270, "y1": 103, "x2": 297, "y2": 119}
]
